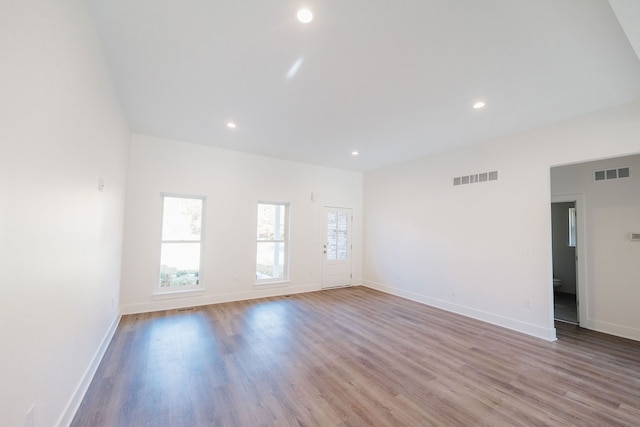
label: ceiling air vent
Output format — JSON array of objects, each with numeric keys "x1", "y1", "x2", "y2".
[
  {"x1": 630, "y1": 233, "x2": 640, "y2": 242},
  {"x1": 594, "y1": 167, "x2": 630, "y2": 181}
]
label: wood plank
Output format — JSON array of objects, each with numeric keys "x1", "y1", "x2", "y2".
[{"x1": 72, "y1": 287, "x2": 640, "y2": 426}]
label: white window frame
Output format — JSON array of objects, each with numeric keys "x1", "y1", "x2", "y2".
[
  {"x1": 156, "y1": 193, "x2": 206, "y2": 295},
  {"x1": 568, "y1": 207, "x2": 577, "y2": 247},
  {"x1": 255, "y1": 201, "x2": 290, "y2": 285}
]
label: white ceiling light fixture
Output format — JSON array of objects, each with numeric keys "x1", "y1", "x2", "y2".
[
  {"x1": 297, "y1": 8, "x2": 313, "y2": 24},
  {"x1": 226, "y1": 122, "x2": 237, "y2": 129},
  {"x1": 473, "y1": 101, "x2": 486, "y2": 109},
  {"x1": 351, "y1": 151, "x2": 359, "y2": 156}
]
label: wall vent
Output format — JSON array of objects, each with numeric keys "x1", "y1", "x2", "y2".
[
  {"x1": 594, "y1": 167, "x2": 630, "y2": 181},
  {"x1": 453, "y1": 170, "x2": 498, "y2": 186},
  {"x1": 631, "y1": 233, "x2": 640, "y2": 242}
]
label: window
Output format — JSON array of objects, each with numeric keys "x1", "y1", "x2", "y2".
[
  {"x1": 326, "y1": 210, "x2": 349, "y2": 260},
  {"x1": 159, "y1": 195, "x2": 205, "y2": 292},
  {"x1": 256, "y1": 202, "x2": 289, "y2": 282},
  {"x1": 568, "y1": 207, "x2": 576, "y2": 247}
]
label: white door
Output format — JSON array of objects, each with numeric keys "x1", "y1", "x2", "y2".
[{"x1": 321, "y1": 207, "x2": 352, "y2": 288}]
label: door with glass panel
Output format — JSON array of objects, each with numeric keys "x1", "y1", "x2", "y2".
[{"x1": 321, "y1": 207, "x2": 352, "y2": 288}]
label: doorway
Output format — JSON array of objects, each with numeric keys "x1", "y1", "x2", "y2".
[
  {"x1": 321, "y1": 206, "x2": 352, "y2": 289},
  {"x1": 551, "y1": 193, "x2": 586, "y2": 326},
  {"x1": 551, "y1": 201, "x2": 578, "y2": 324}
]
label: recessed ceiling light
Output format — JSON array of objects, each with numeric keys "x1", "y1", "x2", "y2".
[
  {"x1": 473, "y1": 101, "x2": 486, "y2": 109},
  {"x1": 352, "y1": 151, "x2": 359, "y2": 156},
  {"x1": 226, "y1": 122, "x2": 237, "y2": 129},
  {"x1": 297, "y1": 8, "x2": 313, "y2": 24}
]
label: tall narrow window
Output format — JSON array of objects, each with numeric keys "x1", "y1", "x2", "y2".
[
  {"x1": 568, "y1": 207, "x2": 576, "y2": 247},
  {"x1": 159, "y1": 195, "x2": 205, "y2": 291},
  {"x1": 256, "y1": 202, "x2": 289, "y2": 283}
]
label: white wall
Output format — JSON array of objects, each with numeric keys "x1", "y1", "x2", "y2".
[
  {"x1": 363, "y1": 100, "x2": 640, "y2": 341},
  {"x1": 552, "y1": 154, "x2": 640, "y2": 340},
  {"x1": 120, "y1": 134, "x2": 363, "y2": 314},
  {"x1": 0, "y1": 1, "x2": 130, "y2": 426}
]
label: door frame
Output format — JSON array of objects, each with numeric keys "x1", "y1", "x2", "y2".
[
  {"x1": 551, "y1": 194, "x2": 587, "y2": 327},
  {"x1": 320, "y1": 205, "x2": 353, "y2": 289}
]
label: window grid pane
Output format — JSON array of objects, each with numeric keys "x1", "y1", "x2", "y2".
[
  {"x1": 162, "y1": 197, "x2": 203, "y2": 241},
  {"x1": 256, "y1": 203, "x2": 289, "y2": 282},
  {"x1": 159, "y1": 195, "x2": 204, "y2": 290},
  {"x1": 257, "y1": 204, "x2": 287, "y2": 241},
  {"x1": 326, "y1": 211, "x2": 348, "y2": 261},
  {"x1": 256, "y1": 242, "x2": 286, "y2": 280},
  {"x1": 160, "y1": 242, "x2": 201, "y2": 287}
]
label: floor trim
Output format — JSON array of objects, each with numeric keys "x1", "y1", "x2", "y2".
[
  {"x1": 57, "y1": 313, "x2": 121, "y2": 427},
  {"x1": 120, "y1": 284, "x2": 320, "y2": 315},
  {"x1": 362, "y1": 280, "x2": 557, "y2": 342}
]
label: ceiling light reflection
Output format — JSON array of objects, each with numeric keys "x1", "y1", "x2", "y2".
[{"x1": 286, "y1": 57, "x2": 304, "y2": 79}]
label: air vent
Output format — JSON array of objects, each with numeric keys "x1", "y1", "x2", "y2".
[
  {"x1": 618, "y1": 167, "x2": 630, "y2": 178},
  {"x1": 595, "y1": 167, "x2": 630, "y2": 181},
  {"x1": 631, "y1": 233, "x2": 640, "y2": 242},
  {"x1": 453, "y1": 170, "x2": 498, "y2": 186}
]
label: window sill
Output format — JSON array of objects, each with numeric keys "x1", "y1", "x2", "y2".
[
  {"x1": 153, "y1": 288, "x2": 204, "y2": 298},
  {"x1": 254, "y1": 280, "x2": 290, "y2": 288}
]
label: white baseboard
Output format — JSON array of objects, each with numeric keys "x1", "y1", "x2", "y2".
[
  {"x1": 584, "y1": 319, "x2": 640, "y2": 342},
  {"x1": 120, "y1": 283, "x2": 321, "y2": 315},
  {"x1": 56, "y1": 312, "x2": 121, "y2": 427},
  {"x1": 362, "y1": 280, "x2": 557, "y2": 342}
]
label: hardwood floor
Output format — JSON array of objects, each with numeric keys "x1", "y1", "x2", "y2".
[{"x1": 72, "y1": 287, "x2": 640, "y2": 426}]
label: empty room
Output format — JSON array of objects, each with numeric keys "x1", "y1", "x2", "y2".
[{"x1": 2, "y1": 0, "x2": 640, "y2": 426}]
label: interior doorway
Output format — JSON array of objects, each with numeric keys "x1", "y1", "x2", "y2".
[
  {"x1": 550, "y1": 193, "x2": 586, "y2": 327},
  {"x1": 551, "y1": 201, "x2": 578, "y2": 324}
]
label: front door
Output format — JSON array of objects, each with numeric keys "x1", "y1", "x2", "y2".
[{"x1": 321, "y1": 207, "x2": 352, "y2": 288}]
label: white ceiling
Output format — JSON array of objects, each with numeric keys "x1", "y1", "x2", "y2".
[{"x1": 88, "y1": 0, "x2": 640, "y2": 172}]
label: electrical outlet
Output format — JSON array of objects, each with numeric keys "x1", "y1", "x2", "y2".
[{"x1": 25, "y1": 404, "x2": 35, "y2": 427}]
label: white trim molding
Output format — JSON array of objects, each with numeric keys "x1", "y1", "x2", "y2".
[
  {"x1": 57, "y1": 313, "x2": 121, "y2": 427},
  {"x1": 121, "y1": 283, "x2": 320, "y2": 315},
  {"x1": 362, "y1": 280, "x2": 557, "y2": 342}
]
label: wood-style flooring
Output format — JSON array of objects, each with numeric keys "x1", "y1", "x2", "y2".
[{"x1": 72, "y1": 287, "x2": 640, "y2": 426}]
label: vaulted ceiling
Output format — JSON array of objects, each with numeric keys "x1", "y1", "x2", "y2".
[{"x1": 88, "y1": 0, "x2": 640, "y2": 171}]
